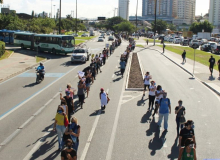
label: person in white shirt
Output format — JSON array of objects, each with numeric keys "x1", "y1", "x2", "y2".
[
  {"x1": 152, "y1": 85, "x2": 164, "y2": 117},
  {"x1": 148, "y1": 81, "x2": 156, "y2": 111},
  {"x1": 143, "y1": 72, "x2": 151, "y2": 96}
]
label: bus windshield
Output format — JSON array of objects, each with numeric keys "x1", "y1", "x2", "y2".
[{"x1": 61, "y1": 36, "x2": 75, "y2": 48}]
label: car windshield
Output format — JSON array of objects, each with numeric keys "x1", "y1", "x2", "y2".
[
  {"x1": 73, "y1": 49, "x2": 86, "y2": 53},
  {"x1": 61, "y1": 36, "x2": 75, "y2": 48}
]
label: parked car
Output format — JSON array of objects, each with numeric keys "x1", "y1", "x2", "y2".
[
  {"x1": 71, "y1": 47, "x2": 90, "y2": 63},
  {"x1": 108, "y1": 36, "x2": 114, "y2": 41},
  {"x1": 200, "y1": 44, "x2": 211, "y2": 52},
  {"x1": 198, "y1": 40, "x2": 202, "y2": 46},
  {"x1": 168, "y1": 37, "x2": 174, "y2": 42},
  {"x1": 81, "y1": 33, "x2": 89, "y2": 37},
  {"x1": 180, "y1": 39, "x2": 189, "y2": 46},
  {"x1": 189, "y1": 40, "x2": 199, "y2": 47},
  {"x1": 98, "y1": 37, "x2": 104, "y2": 42},
  {"x1": 101, "y1": 33, "x2": 105, "y2": 38},
  {"x1": 208, "y1": 42, "x2": 217, "y2": 48},
  {"x1": 72, "y1": 33, "x2": 78, "y2": 37},
  {"x1": 209, "y1": 37, "x2": 216, "y2": 42},
  {"x1": 211, "y1": 44, "x2": 220, "y2": 54},
  {"x1": 173, "y1": 38, "x2": 181, "y2": 44},
  {"x1": 200, "y1": 39, "x2": 208, "y2": 45}
]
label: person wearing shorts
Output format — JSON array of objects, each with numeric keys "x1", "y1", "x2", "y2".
[{"x1": 143, "y1": 72, "x2": 151, "y2": 96}]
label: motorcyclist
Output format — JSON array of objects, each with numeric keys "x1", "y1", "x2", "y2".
[{"x1": 36, "y1": 63, "x2": 45, "y2": 80}]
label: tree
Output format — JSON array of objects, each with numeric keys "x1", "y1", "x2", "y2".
[
  {"x1": 113, "y1": 21, "x2": 135, "y2": 34},
  {"x1": 167, "y1": 23, "x2": 177, "y2": 31},
  {"x1": 189, "y1": 20, "x2": 213, "y2": 34},
  {"x1": 151, "y1": 20, "x2": 167, "y2": 34},
  {"x1": 106, "y1": 16, "x2": 125, "y2": 30},
  {"x1": 31, "y1": 10, "x2": 34, "y2": 18}
]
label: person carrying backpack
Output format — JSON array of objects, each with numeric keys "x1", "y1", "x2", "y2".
[{"x1": 157, "y1": 92, "x2": 171, "y2": 132}]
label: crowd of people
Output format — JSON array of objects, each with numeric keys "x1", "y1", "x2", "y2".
[
  {"x1": 143, "y1": 72, "x2": 197, "y2": 159},
  {"x1": 52, "y1": 35, "x2": 126, "y2": 160}
]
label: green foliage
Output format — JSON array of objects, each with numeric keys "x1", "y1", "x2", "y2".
[
  {"x1": 105, "y1": 16, "x2": 125, "y2": 31},
  {"x1": 151, "y1": 20, "x2": 167, "y2": 34},
  {"x1": 167, "y1": 23, "x2": 177, "y2": 31},
  {"x1": 189, "y1": 20, "x2": 214, "y2": 34},
  {"x1": 113, "y1": 21, "x2": 135, "y2": 34},
  {"x1": 0, "y1": 41, "x2": 5, "y2": 58},
  {"x1": 0, "y1": 0, "x2": 3, "y2": 4}
]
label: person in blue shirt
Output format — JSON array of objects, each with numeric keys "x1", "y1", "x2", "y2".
[
  {"x1": 120, "y1": 60, "x2": 126, "y2": 78},
  {"x1": 157, "y1": 92, "x2": 171, "y2": 132},
  {"x1": 36, "y1": 63, "x2": 45, "y2": 79}
]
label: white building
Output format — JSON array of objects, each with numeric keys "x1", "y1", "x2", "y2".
[
  {"x1": 173, "y1": 0, "x2": 196, "y2": 25},
  {"x1": 39, "y1": 11, "x2": 48, "y2": 18},
  {"x1": 118, "y1": 0, "x2": 129, "y2": 20},
  {"x1": 209, "y1": 0, "x2": 220, "y2": 27}
]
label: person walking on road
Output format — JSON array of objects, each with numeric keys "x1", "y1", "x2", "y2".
[
  {"x1": 178, "y1": 138, "x2": 197, "y2": 160},
  {"x1": 61, "y1": 139, "x2": 77, "y2": 160},
  {"x1": 182, "y1": 50, "x2": 186, "y2": 64},
  {"x1": 175, "y1": 100, "x2": 186, "y2": 136},
  {"x1": 157, "y1": 92, "x2": 171, "y2": 132},
  {"x1": 209, "y1": 55, "x2": 215, "y2": 76},
  {"x1": 100, "y1": 88, "x2": 108, "y2": 110},
  {"x1": 60, "y1": 91, "x2": 74, "y2": 120},
  {"x1": 65, "y1": 84, "x2": 74, "y2": 99},
  {"x1": 152, "y1": 85, "x2": 164, "y2": 117},
  {"x1": 61, "y1": 100, "x2": 68, "y2": 120},
  {"x1": 85, "y1": 70, "x2": 92, "y2": 98},
  {"x1": 148, "y1": 81, "x2": 156, "y2": 111},
  {"x1": 163, "y1": 43, "x2": 166, "y2": 53},
  {"x1": 120, "y1": 59, "x2": 126, "y2": 78},
  {"x1": 179, "y1": 120, "x2": 196, "y2": 149},
  {"x1": 146, "y1": 39, "x2": 149, "y2": 45},
  {"x1": 143, "y1": 72, "x2": 151, "y2": 96},
  {"x1": 77, "y1": 80, "x2": 86, "y2": 109},
  {"x1": 217, "y1": 59, "x2": 220, "y2": 78},
  {"x1": 53, "y1": 106, "x2": 67, "y2": 150}
]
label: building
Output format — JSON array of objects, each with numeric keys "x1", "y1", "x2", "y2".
[
  {"x1": 209, "y1": 0, "x2": 220, "y2": 27},
  {"x1": 17, "y1": 13, "x2": 32, "y2": 20},
  {"x1": 173, "y1": 0, "x2": 196, "y2": 25},
  {"x1": 118, "y1": 0, "x2": 129, "y2": 20},
  {"x1": 39, "y1": 11, "x2": 48, "y2": 18},
  {"x1": 1, "y1": 5, "x2": 16, "y2": 14}
]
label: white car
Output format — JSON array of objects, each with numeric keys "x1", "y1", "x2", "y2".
[
  {"x1": 173, "y1": 38, "x2": 181, "y2": 44},
  {"x1": 189, "y1": 40, "x2": 199, "y2": 47},
  {"x1": 71, "y1": 47, "x2": 90, "y2": 63},
  {"x1": 168, "y1": 37, "x2": 174, "y2": 42}
]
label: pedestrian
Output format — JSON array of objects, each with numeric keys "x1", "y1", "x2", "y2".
[
  {"x1": 148, "y1": 81, "x2": 156, "y2": 111},
  {"x1": 103, "y1": 50, "x2": 106, "y2": 65},
  {"x1": 209, "y1": 55, "x2": 215, "y2": 76},
  {"x1": 100, "y1": 88, "x2": 108, "y2": 110},
  {"x1": 152, "y1": 85, "x2": 164, "y2": 117},
  {"x1": 85, "y1": 70, "x2": 92, "y2": 98},
  {"x1": 163, "y1": 43, "x2": 166, "y2": 53},
  {"x1": 61, "y1": 100, "x2": 68, "y2": 120},
  {"x1": 53, "y1": 105, "x2": 67, "y2": 150},
  {"x1": 182, "y1": 50, "x2": 186, "y2": 63},
  {"x1": 157, "y1": 92, "x2": 171, "y2": 132},
  {"x1": 143, "y1": 72, "x2": 151, "y2": 96},
  {"x1": 120, "y1": 59, "x2": 126, "y2": 78},
  {"x1": 96, "y1": 58, "x2": 102, "y2": 73},
  {"x1": 68, "y1": 116, "x2": 80, "y2": 152},
  {"x1": 61, "y1": 139, "x2": 77, "y2": 160},
  {"x1": 175, "y1": 100, "x2": 186, "y2": 136},
  {"x1": 60, "y1": 91, "x2": 74, "y2": 121},
  {"x1": 90, "y1": 60, "x2": 96, "y2": 82},
  {"x1": 110, "y1": 45, "x2": 112, "y2": 55},
  {"x1": 217, "y1": 59, "x2": 220, "y2": 77},
  {"x1": 178, "y1": 138, "x2": 197, "y2": 160},
  {"x1": 179, "y1": 120, "x2": 196, "y2": 149},
  {"x1": 77, "y1": 80, "x2": 86, "y2": 109},
  {"x1": 146, "y1": 39, "x2": 149, "y2": 45}
]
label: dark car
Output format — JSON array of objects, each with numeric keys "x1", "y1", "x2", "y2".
[
  {"x1": 200, "y1": 44, "x2": 211, "y2": 52},
  {"x1": 211, "y1": 45, "x2": 220, "y2": 54},
  {"x1": 108, "y1": 36, "x2": 114, "y2": 41},
  {"x1": 180, "y1": 39, "x2": 189, "y2": 46}
]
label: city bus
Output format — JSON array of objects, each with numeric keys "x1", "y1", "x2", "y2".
[
  {"x1": 0, "y1": 29, "x2": 19, "y2": 44},
  {"x1": 14, "y1": 33, "x2": 75, "y2": 55}
]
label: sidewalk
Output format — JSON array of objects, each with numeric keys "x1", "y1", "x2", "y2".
[
  {"x1": 154, "y1": 45, "x2": 220, "y2": 95},
  {"x1": 0, "y1": 50, "x2": 41, "y2": 82}
]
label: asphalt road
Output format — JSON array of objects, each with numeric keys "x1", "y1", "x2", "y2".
[{"x1": 0, "y1": 37, "x2": 220, "y2": 160}]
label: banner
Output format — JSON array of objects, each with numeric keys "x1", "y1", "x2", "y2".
[{"x1": 78, "y1": 71, "x2": 85, "y2": 78}]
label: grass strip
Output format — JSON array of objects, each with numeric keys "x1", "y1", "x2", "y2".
[
  {"x1": 75, "y1": 39, "x2": 86, "y2": 45},
  {"x1": 36, "y1": 56, "x2": 46, "y2": 63},
  {"x1": 0, "y1": 50, "x2": 13, "y2": 60},
  {"x1": 157, "y1": 45, "x2": 220, "y2": 70},
  {"x1": 136, "y1": 44, "x2": 145, "y2": 48}
]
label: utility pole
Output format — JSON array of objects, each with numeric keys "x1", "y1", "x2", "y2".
[
  {"x1": 154, "y1": 0, "x2": 157, "y2": 46},
  {"x1": 76, "y1": 0, "x2": 78, "y2": 34},
  {"x1": 53, "y1": 5, "x2": 56, "y2": 19},
  {"x1": 59, "y1": 0, "x2": 61, "y2": 34},
  {"x1": 136, "y1": 0, "x2": 138, "y2": 32}
]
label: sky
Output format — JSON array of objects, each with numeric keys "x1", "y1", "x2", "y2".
[{"x1": 0, "y1": 0, "x2": 210, "y2": 18}]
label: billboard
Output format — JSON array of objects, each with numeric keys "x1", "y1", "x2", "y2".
[
  {"x1": 183, "y1": 31, "x2": 193, "y2": 38},
  {"x1": 98, "y1": 17, "x2": 106, "y2": 20}
]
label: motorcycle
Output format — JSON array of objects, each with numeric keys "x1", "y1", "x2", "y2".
[{"x1": 36, "y1": 69, "x2": 45, "y2": 84}]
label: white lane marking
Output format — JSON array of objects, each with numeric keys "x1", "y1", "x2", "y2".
[
  {"x1": 106, "y1": 89, "x2": 109, "y2": 94},
  {"x1": 0, "y1": 129, "x2": 21, "y2": 146},
  {"x1": 23, "y1": 126, "x2": 53, "y2": 160},
  {"x1": 105, "y1": 86, "x2": 125, "y2": 160},
  {"x1": 18, "y1": 116, "x2": 34, "y2": 129},
  {"x1": 115, "y1": 66, "x2": 117, "y2": 68},
  {"x1": 80, "y1": 111, "x2": 101, "y2": 160},
  {"x1": 0, "y1": 66, "x2": 78, "y2": 121},
  {"x1": 112, "y1": 74, "x2": 115, "y2": 79}
]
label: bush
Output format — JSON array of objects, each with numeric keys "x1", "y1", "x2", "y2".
[{"x1": 0, "y1": 41, "x2": 5, "y2": 58}]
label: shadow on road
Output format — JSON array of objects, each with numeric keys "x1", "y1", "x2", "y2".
[
  {"x1": 208, "y1": 76, "x2": 215, "y2": 81},
  {"x1": 137, "y1": 96, "x2": 148, "y2": 106},
  {"x1": 113, "y1": 77, "x2": 122, "y2": 82},
  {"x1": 167, "y1": 137, "x2": 179, "y2": 160},
  {"x1": 23, "y1": 82, "x2": 37, "y2": 88}
]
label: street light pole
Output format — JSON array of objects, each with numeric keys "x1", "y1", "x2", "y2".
[
  {"x1": 154, "y1": 0, "x2": 157, "y2": 46},
  {"x1": 136, "y1": 0, "x2": 138, "y2": 32},
  {"x1": 192, "y1": 48, "x2": 196, "y2": 78},
  {"x1": 51, "y1": 0, "x2": 53, "y2": 18},
  {"x1": 75, "y1": 0, "x2": 78, "y2": 34},
  {"x1": 59, "y1": 0, "x2": 61, "y2": 34},
  {"x1": 53, "y1": 5, "x2": 56, "y2": 19}
]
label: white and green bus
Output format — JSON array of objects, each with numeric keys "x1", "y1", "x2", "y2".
[{"x1": 14, "y1": 32, "x2": 75, "y2": 55}]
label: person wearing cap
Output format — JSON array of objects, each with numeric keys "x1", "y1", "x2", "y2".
[
  {"x1": 60, "y1": 91, "x2": 74, "y2": 120},
  {"x1": 148, "y1": 81, "x2": 156, "y2": 111},
  {"x1": 179, "y1": 120, "x2": 196, "y2": 149},
  {"x1": 100, "y1": 88, "x2": 108, "y2": 110},
  {"x1": 178, "y1": 138, "x2": 197, "y2": 160}
]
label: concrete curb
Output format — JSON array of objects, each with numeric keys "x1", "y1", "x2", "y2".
[
  {"x1": 125, "y1": 52, "x2": 133, "y2": 90},
  {"x1": 8, "y1": 51, "x2": 14, "y2": 58},
  {"x1": 202, "y1": 81, "x2": 220, "y2": 96},
  {"x1": 0, "y1": 57, "x2": 47, "y2": 83}
]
